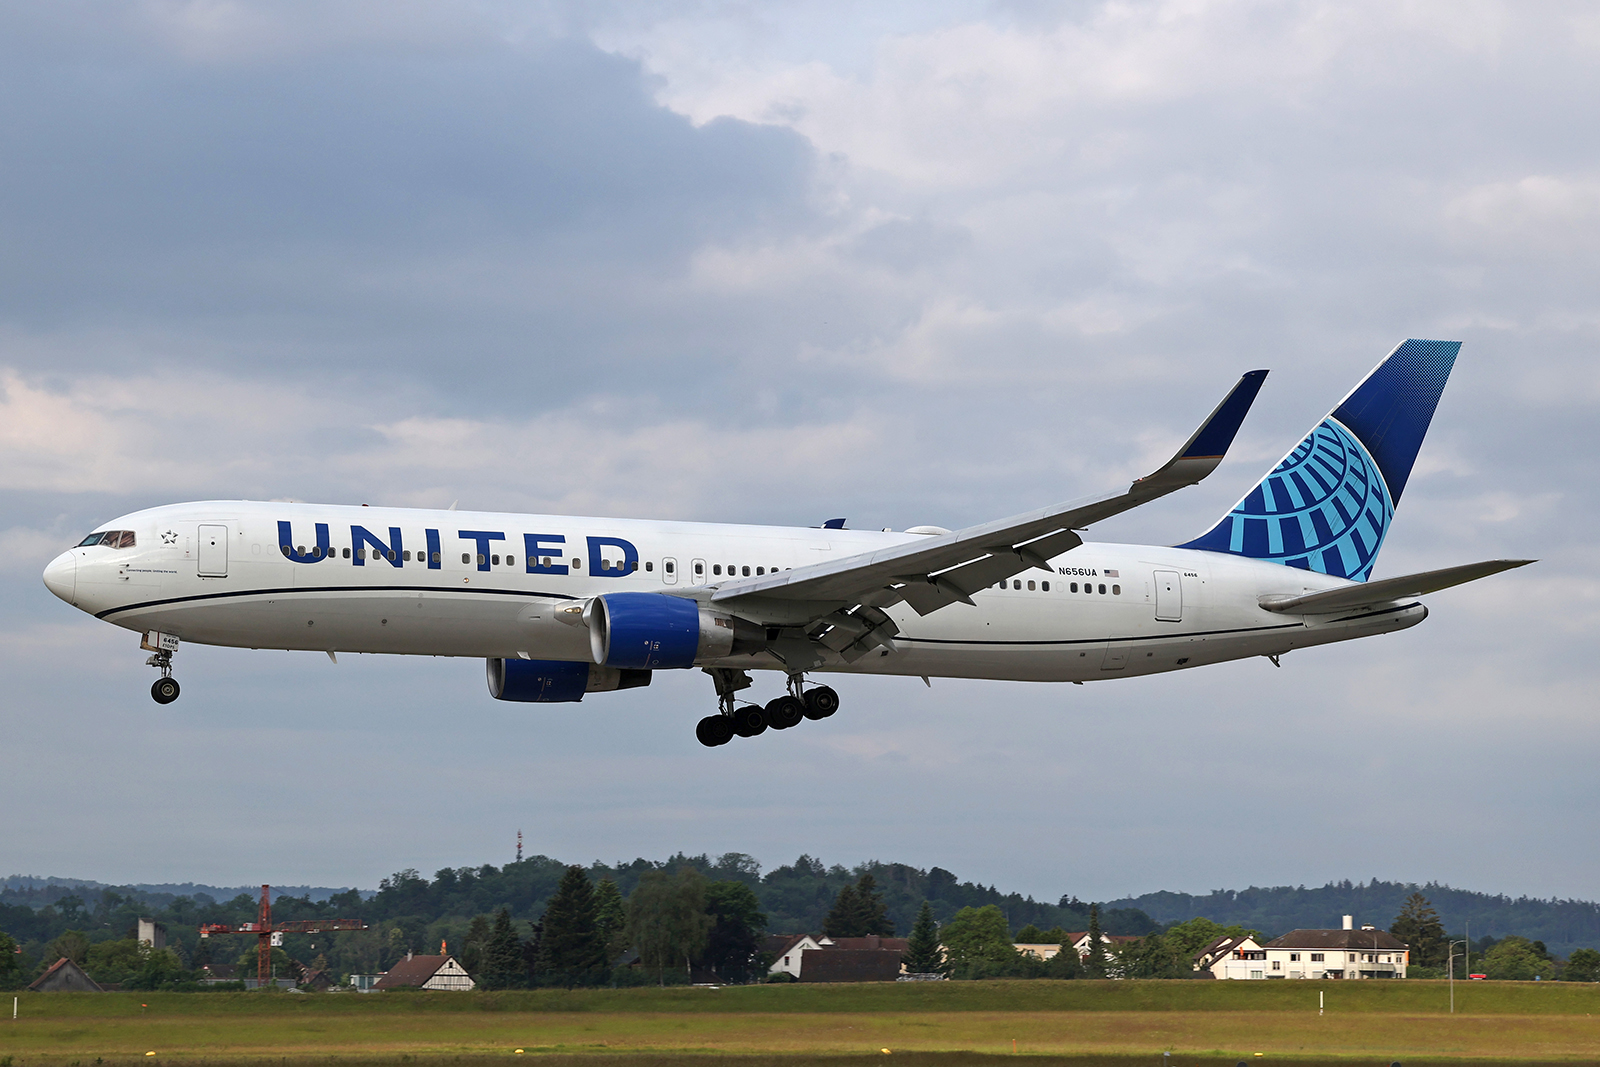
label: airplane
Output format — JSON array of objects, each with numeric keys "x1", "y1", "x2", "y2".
[{"x1": 42, "y1": 339, "x2": 1531, "y2": 746}]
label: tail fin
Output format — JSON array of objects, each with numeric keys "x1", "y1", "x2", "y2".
[{"x1": 1178, "y1": 339, "x2": 1459, "y2": 581}]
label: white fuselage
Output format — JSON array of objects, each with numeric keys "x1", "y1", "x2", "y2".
[{"x1": 43, "y1": 501, "x2": 1426, "y2": 683}]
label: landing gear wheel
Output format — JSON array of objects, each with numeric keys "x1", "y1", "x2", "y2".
[
  {"x1": 731, "y1": 704, "x2": 768, "y2": 737},
  {"x1": 695, "y1": 714, "x2": 734, "y2": 747},
  {"x1": 803, "y1": 685, "x2": 839, "y2": 719},
  {"x1": 151, "y1": 677, "x2": 181, "y2": 704},
  {"x1": 766, "y1": 695, "x2": 805, "y2": 730}
]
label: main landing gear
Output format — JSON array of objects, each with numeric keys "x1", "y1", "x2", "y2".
[
  {"x1": 143, "y1": 631, "x2": 181, "y2": 704},
  {"x1": 695, "y1": 669, "x2": 838, "y2": 747}
]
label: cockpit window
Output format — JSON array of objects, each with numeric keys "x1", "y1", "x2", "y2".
[{"x1": 78, "y1": 530, "x2": 135, "y2": 548}]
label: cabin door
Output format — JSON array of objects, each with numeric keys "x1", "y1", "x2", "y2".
[
  {"x1": 1154, "y1": 570, "x2": 1182, "y2": 621},
  {"x1": 198, "y1": 524, "x2": 229, "y2": 577}
]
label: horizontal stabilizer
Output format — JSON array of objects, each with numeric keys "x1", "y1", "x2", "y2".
[{"x1": 1259, "y1": 559, "x2": 1534, "y2": 615}]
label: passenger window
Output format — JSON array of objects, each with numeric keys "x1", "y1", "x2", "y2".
[
  {"x1": 756, "y1": 566, "x2": 765, "y2": 575},
  {"x1": 402, "y1": 550, "x2": 411, "y2": 561},
  {"x1": 1098, "y1": 583, "x2": 1106, "y2": 594},
  {"x1": 477, "y1": 554, "x2": 486, "y2": 565},
  {"x1": 344, "y1": 548, "x2": 351, "y2": 559},
  {"x1": 432, "y1": 552, "x2": 441, "y2": 564},
  {"x1": 572, "y1": 558, "x2": 581, "y2": 569},
  {"x1": 356, "y1": 548, "x2": 366, "y2": 559},
  {"x1": 694, "y1": 563, "x2": 704, "y2": 576},
  {"x1": 714, "y1": 564, "x2": 722, "y2": 575},
  {"x1": 665, "y1": 560, "x2": 676, "y2": 574},
  {"x1": 742, "y1": 565, "x2": 750, "y2": 576},
  {"x1": 492, "y1": 554, "x2": 500, "y2": 566},
  {"x1": 1027, "y1": 580, "x2": 1035, "y2": 590},
  {"x1": 388, "y1": 550, "x2": 396, "y2": 561},
  {"x1": 462, "y1": 553, "x2": 470, "y2": 564},
  {"x1": 1070, "y1": 582, "x2": 1078, "y2": 592},
  {"x1": 644, "y1": 561, "x2": 653, "y2": 572},
  {"x1": 1013, "y1": 580, "x2": 1021, "y2": 590},
  {"x1": 1112, "y1": 584, "x2": 1120, "y2": 595},
  {"x1": 1042, "y1": 581, "x2": 1050, "y2": 591}
]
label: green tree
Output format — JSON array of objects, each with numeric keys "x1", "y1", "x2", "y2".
[
  {"x1": 1563, "y1": 947, "x2": 1600, "y2": 982},
  {"x1": 939, "y1": 905, "x2": 1018, "y2": 978},
  {"x1": 1110, "y1": 931, "x2": 1185, "y2": 979},
  {"x1": 593, "y1": 878, "x2": 628, "y2": 961},
  {"x1": 1161, "y1": 917, "x2": 1264, "y2": 964},
  {"x1": 43, "y1": 929, "x2": 89, "y2": 967},
  {"x1": 231, "y1": 945, "x2": 298, "y2": 984},
  {"x1": 1479, "y1": 936, "x2": 1554, "y2": 981},
  {"x1": 1083, "y1": 905, "x2": 1109, "y2": 979},
  {"x1": 537, "y1": 865, "x2": 608, "y2": 987},
  {"x1": 702, "y1": 881, "x2": 768, "y2": 983},
  {"x1": 0, "y1": 929, "x2": 23, "y2": 989},
  {"x1": 902, "y1": 901, "x2": 947, "y2": 976},
  {"x1": 461, "y1": 914, "x2": 492, "y2": 975},
  {"x1": 626, "y1": 869, "x2": 712, "y2": 986},
  {"x1": 1013, "y1": 923, "x2": 1046, "y2": 944},
  {"x1": 1390, "y1": 893, "x2": 1447, "y2": 968},
  {"x1": 478, "y1": 907, "x2": 527, "y2": 989},
  {"x1": 822, "y1": 873, "x2": 894, "y2": 937}
]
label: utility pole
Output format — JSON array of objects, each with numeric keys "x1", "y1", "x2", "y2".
[{"x1": 1447, "y1": 939, "x2": 1467, "y2": 1013}]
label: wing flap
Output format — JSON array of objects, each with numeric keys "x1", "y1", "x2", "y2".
[{"x1": 1259, "y1": 559, "x2": 1534, "y2": 615}]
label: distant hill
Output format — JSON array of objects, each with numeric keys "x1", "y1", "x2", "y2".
[
  {"x1": 1104, "y1": 880, "x2": 1600, "y2": 959},
  {"x1": 1, "y1": 875, "x2": 370, "y2": 907}
]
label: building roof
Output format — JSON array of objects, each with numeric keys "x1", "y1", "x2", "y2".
[
  {"x1": 1261, "y1": 929, "x2": 1407, "y2": 951},
  {"x1": 1194, "y1": 934, "x2": 1258, "y2": 964},
  {"x1": 798, "y1": 948, "x2": 904, "y2": 983},
  {"x1": 29, "y1": 957, "x2": 103, "y2": 992},
  {"x1": 375, "y1": 954, "x2": 451, "y2": 989},
  {"x1": 819, "y1": 936, "x2": 909, "y2": 953},
  {"x1": 762, "y1": 934, "x2": 814, "y2": 957}
]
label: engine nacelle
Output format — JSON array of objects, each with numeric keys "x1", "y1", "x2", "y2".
[
  {"x1": 485, "y1": 657, "x2": 652, "y2": 702},
  {"x1": 583, "y1": 591, "x2": 762, "y2": 669}
]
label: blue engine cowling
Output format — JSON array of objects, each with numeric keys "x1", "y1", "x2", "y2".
[
  {"x1": 583, "y1": 592, "x2": 759, "y2": 669},
  {"x1": 485, "y1": 658, "x2": 652, "y2": 702}
]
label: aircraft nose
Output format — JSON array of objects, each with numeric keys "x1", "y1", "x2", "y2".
[{"x1": 43, "y1": 550, "x2": 76, "y2": 605}]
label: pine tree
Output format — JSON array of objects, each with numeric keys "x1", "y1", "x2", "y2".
[
  {"x1": 822, "y1": 882, "x2": 861, "y2": 938},
  {"x1": 1390, "y1": 892, "x2": 1447, "y2": 968},
  {"x1": 1083, "y1": 904, "x2": 1108, "y2": 979},
  {"x1": 461, "y1": 914, "x2": 492, "y2": 975},
  {"x1": 479, "y1": 907, "x2": 526, "y2": 989},
  {"x1": 593, "y1": 878, "x2": 627, "y2": 961},
  {"x1": 902, "y1": 901, "x2": 946, "y2": 975},
  {"x1": 855, "y1": 873, "x2": 895, "y2": 936},
  {"x1": 537, "y1": 865, "x2": 608, "y2": 987}
]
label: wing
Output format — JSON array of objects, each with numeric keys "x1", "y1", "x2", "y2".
[
  {"x1": 701, "y1": 369, "x2": 1268, "y2": 658},
  {"x1": 1258, "y1": 559, "x2": 1535, "y2": 616}
]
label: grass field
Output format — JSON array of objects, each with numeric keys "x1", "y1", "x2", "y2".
[{"x1": 2, "y1": 982, "x2": 1597, "y2": 1065}]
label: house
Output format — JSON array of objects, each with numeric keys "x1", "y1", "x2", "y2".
[
  {"x1": 764, "y1": 934, "x2": 825, "y2": 979},
  {"x1": 764, "y1": 934, "x2": 910, "y2": 982},
  {"x1": 1193, "y1": 935, "x2": 1267, "y2": 979},
  {"x1": 29, "y1": 957, "x2": 102, "y2": 992},
  {"x1": 299, "y1": 968, "x2": 336, "y2": 991},
  {"x1": 373, "y1": 953, "x2": 475, "y2": 991},
  {"x1": 1014, "y1": 943, "x2": 1064, "y2": 960},
  {"x1": 1260, "y1": 917, "x2": 1408, "y2": 979},
  {"x1": 1196, "y1": 917, "x2": 1409, "y2": 979},
  {"x1": 1066, "y1": 932, "x2": 1142, "y2": 959}
]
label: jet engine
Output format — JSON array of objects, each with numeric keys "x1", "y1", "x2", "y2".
[
  {"x1": 582, "y1": 591, "x2": 763, "y2": 669},
  {"x1": 486, "y1": 657, "x2": 652, "y2": 703}
]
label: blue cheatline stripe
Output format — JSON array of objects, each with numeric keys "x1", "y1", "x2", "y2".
[{"x1": 96, "y1": 584, "x2": 576, "y2": 620}]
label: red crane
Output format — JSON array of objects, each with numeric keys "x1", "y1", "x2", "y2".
[{"x1": 199, "y1": 884, "x2": 368, "y2": 987}]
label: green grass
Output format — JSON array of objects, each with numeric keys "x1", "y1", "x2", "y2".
[
  {"x1": 2, "y1": 982, "x2": 1598, "y2": 1064},
  {"x1": 8, "y1": 979, "x2": 1599, "y2": 1017}
]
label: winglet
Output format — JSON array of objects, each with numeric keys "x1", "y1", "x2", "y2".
[{"x1": 1136, "y1": 369, "x2": 1269, "y2": 491}]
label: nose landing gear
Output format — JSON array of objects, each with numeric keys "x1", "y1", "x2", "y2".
[
  {"x1": 695, "y1": 668, "x2": 840, "y2": 746},
  {"x1": 143, "y1": 631, "x2": 181, "y2": 704}
]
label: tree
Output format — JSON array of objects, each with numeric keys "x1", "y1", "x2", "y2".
[
  {"x1": 1014, "y1": 924, "x2": 1046, "y2": 944},
  {"x1": 478, "y1": 907, "x2": 527, "y2": 989},
  {"x1": 1390, "y1": 893, "x2": 1447, "y2": 969},
  {"x1": 461, "y1": 914, "x2": 492, "y2": 975},
  {"x1": 823, "y1": 873, "x2": 894, "y2": 937},
  {"x1": 537, "y1": 865, "x2": 608, "y2": 987},
  {"x1": 1563, "y1": 947, "x2": 1600, "y2": 982},
  {"x1": 1110, "y1": 932, "x2": 1186, "y2": 979},
  {"x1": 1082, "y1": 905, "x2": 1109, "y2": 979},
  {"x1": 593, "y1": 878, "x2": 628, "y2": 961},
  {"x1": 1161, "y1": 917, "x2": 1264, "y2": 964},
  {"x1": 1479, "y1": 936, "x2": 1554, "y2": 981},
  {"x1": 0, "y1": 930, "x2": 23, "y2": 990},
  {"x1": 902, "y1": 902, "x2": 947, "y2": 976},
  {"x1": 938, "y1": 905, "x2": 1018, "y2": 978},
  {"x1": 44, "y1": 929, "x2": 89, "y2": 967},
  {"x1": 626, "y1": 869, "x2": 712, "y2": 986},
  {"x1": 702, "y1": 880, "x2": 768, "y2": 983}
]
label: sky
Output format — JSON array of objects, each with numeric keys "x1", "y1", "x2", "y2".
[{"x1": 2, "y1": 0, "x2": 1596, "y2": 911}]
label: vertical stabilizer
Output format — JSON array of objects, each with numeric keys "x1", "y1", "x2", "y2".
[{"x1": 1178, "y1": 339, "x2": 1459, "y2": 581}]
